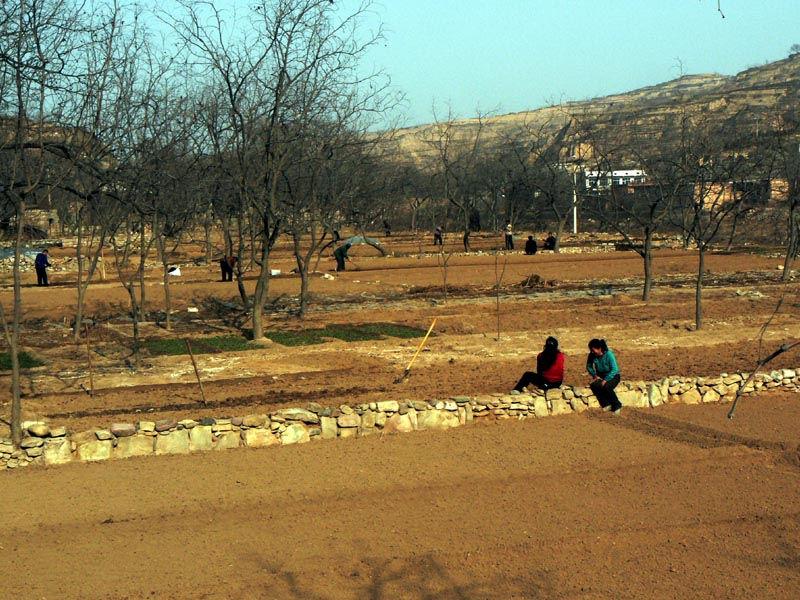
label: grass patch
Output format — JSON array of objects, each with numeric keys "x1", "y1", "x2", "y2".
[
  {"x1": 0, "y1": 351, "x2": 45, "y2": 370},
  {"x1": 352, "y1": 322, "x2": 428, "y2": 339},
  {"x1": 142, "y1": 323, "x2": 428, "y2": 355},
  {"x1": 143, "y1": 336, "x2": 252, "y2": 356},
  {"x1": 264, "y1": 330, "x2": 329, "y2": 346}
]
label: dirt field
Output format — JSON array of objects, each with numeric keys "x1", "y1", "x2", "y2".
[{"x1": 2, "y1": 231, "x2": 800, "y2": 599}]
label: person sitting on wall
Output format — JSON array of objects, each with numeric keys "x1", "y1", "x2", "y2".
[
  {"x1": 512, "y1": 336, "x2": 565, "y2": 393},
  {"x1": 524, "y1": 235, "x2": 538, "y2": 255}
]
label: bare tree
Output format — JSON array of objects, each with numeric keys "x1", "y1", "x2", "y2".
[
  {"x1": 524, "y1": 118, "x2": 575, "y2": 251},
  {"x1": 423, "y1": 109, "x2": 488, "y2": 252},
  {"x1": 0, "y1": 0, "x2": 123, "y2": 445},
  {"x1": 168, "y1": 0, "x2": 390, "y2": 340},
  {"x1": 669, "y1": 114, "x2": 754, "y2": 330},
  {"x1": 576, "y1": 114, "x2": 678, "y2": 301}
]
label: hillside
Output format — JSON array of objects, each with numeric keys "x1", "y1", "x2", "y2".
[{"x1": 388, "y1": 54, "x2": 800, "y2": 165}]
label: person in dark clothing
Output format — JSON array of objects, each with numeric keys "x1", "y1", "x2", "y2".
[
  {"x1": 513, "y1": 336, "x2": 565, "y2": 393},
  {"x1": 524, "y1": 235, "x2": 538, "y2": 255},
  {"x1": 333, "y1": 243, "x2": 351, "y2": 272},
  {"x1": 35, "y1": 249, "x2": 52, "y2": 286},
  {"x1": 383, "y1": 220, "x2": 391, "y2": 237},
  {"x1": 586, "y1": 338, "x2": 622, "y2": 414},
  {"x1": 219, "y1": 255, "x2": 237, "y2": 281},
  {"x1": 433, "y1": 226, "x2": 443, "y2": 246},
  {"x1": 543, "y1": 232, "x2": 557, "y2": 251}
]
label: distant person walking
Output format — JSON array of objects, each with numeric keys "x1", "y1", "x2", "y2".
[
  {"x1": 524, "y1": 235, "x2": 538, "y2": 255},
  {"x1": 35, "y1": 249, "x2": 51, "y2": 286},
  {"x1": 512, "y1": 336, "x2": 564, "y2": 393},
  {"x1": 334, "y1": 243, "x2": 351, "y2": 272},
  {"x1": 504, "y1": 222, "x2": 514, "y2": 250},
  {"x1": 219, "y1": 255, "x2": 237, "y2": 282},
  {"x1": 433, "y1": 226, "x2": 443, "y2": 246},
  {"x1": 586, "y1": 338, "x2": 622, "y2": 414}
]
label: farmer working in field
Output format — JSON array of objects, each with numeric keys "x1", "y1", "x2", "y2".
[
  {"x1": 35, "y1": 248, "x2": 52, "y2": 286},
  {"x1": 333, "y1": 243, "x2": 351, "y2": 272},
  {"x1": 219, "y1": 255, "x2": 237, "y2": 281}
]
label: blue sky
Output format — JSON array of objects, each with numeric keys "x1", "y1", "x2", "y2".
[{"x1": 336, "y1": 0, "x2": 800, "y2": 127}]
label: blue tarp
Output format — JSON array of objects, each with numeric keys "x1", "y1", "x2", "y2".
[
  {"x1": 0, "y1": 248, "x2": 41, "y2": 260},
  {"x1": 343, "y1": 236, "x2": 383, "y2": 246}
]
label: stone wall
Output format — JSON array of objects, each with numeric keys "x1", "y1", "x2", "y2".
[{"x1": 2, "y1": 368, "x2": 797, "y2": 471}]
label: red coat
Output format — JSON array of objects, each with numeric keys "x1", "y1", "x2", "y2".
[{"x1": 537, "y1": 351, "x2": 565, "y2": 383}]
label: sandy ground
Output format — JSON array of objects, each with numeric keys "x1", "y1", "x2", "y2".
[{"x1": 2, "y1": 231, "x2": 800, "y2": 598}]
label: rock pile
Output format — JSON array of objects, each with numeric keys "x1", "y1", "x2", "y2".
[{"x1": 2, "y1": 368, "x2": 797, "y2": 471}]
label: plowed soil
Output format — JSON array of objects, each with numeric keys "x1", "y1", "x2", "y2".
[{"x1": 2, "y1": 231, "x2": 799, "y2": 599}]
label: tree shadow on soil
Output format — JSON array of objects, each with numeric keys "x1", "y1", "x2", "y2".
[{"x1": 242, "y1": 553, "x2": 558, "y2": 600}]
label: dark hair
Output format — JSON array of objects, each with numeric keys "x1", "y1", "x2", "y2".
[
  {"x1": 588, "y1": 338, "x2": 608, "y2": 352},
  {"x1": 539, "y1": 336, "x2": 560, "y2": 370}
]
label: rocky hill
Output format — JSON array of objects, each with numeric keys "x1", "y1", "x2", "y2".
[{"x1": 388, "y1": 54, "x2": 800, "y2": 166}]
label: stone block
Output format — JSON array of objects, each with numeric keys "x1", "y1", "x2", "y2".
[
  {"x1": 215, "y1": 431, "x2": 242, "y2": 450},
  {"x1": 110, "y1": 423, "x2": 137, "y2": 438},
  {"x1": 383, "y1": 411, "x2": 416, "y2": 434},
  {"x1": 531, "y1": 395, "x2": 549, "y2": 417},
  {"x1": 678, "y1": 388, "x2": 702, "y2": 404},
  {"x1": 76, "y1": 439, "x2": 113, "y2": 462},
  {"x1": 155, "y1": 430, "x2": 190, "y2": 455},
  {"x1": 569, "y1": 397, "x2": 587, "y2": 412},
  {"x1": 242, "y1": 414, "x2": 268, "y2": 427},
  {"x1": 281, "y1": 423, "x2": 310, "y2": 445},
  {"x1": 114, "y1": 435, "x2": 155, "y2": 459},
  {"x1": 189, "y1": 426, "x2": 213, "y2": 451},
  {"x1": 276, "y1": 408, "x2": 319, "y2": 424},
  {"x1": 550, "y1": 398, "x2": 572, "y2": 416},
  {"x1": 27, "y1": 423, "x2": 50, "y2": 437},
  {"x1": 337, "y1": 413, "x2": 361, "y2": 428},
  {"x1": 416, "y1": 409, "x2": 460, "y2": 430},
  {"x1": 42, "y1": 438, "x2": 73, "y2": 466},
  {"x1": 376, "y1": 400, "x2": 400, "y2": 413},
  {"x1": 647, "y1": 383, "x2": 663, "y2": 407},
  {"x1": 617, "y1": 388, "x2": 647, "y2": 408},
  {"x1": 361, "y1": 410, "x2": 376, "y2": 429},
  {"x1": 320, "y1": 416, "x2": 338, "y2": 439},
  {"x1": 242, "y1": 429, "x2": 280, "y2": 448}
]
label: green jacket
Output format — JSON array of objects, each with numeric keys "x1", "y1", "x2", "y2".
[
  {"x1": 333, "y1": 245, "x2": 350, "y2": 260},
  {"x1": 586, "y1": 348, "x2": 619, "y2": 381}
]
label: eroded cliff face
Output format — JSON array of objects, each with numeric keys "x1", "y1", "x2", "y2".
[{"x1": 387, "y1": 54, "x2": 800, "y2": 166}]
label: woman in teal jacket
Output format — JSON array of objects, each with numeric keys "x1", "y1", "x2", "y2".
[{"x1": 586, "y1": 338, "x2": 622, "y2": 414}]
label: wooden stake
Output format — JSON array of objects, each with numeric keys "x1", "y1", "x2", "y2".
[{"x1": 185, "y1": 339, "x2": 208, "y2": 404}]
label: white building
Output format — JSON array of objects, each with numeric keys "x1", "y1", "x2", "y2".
[{"x1": 585, "y1": 169, "x2": 648, "y2": 190}]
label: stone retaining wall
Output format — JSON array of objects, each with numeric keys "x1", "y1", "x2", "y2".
[{"x1": 2, "y1": 368, "x2": 797, "y2": 471}]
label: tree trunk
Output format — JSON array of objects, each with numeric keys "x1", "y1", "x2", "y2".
[
  {"x1": 8, "y1": 202, "x2": 26, "y2": 446},
  {"x1": 642, "y1": 229, "x2": 654, "y2": 302},
  {"x1": 782, "y1": 202, "x2": 799, "y2": 280},
  {"x1": 251, "y1": 241, "x2": 271, "y2": 341},
  {"x1": 162, "y1": 264, "x2": 172, "y2": 331},
  {"x1": 695, "y1": 246, "x2": 705, "y2": 331}
]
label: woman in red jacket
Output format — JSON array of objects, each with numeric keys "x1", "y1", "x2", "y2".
[{"x1": 512, "y1": 336, "x2": 565, "y2": 393}]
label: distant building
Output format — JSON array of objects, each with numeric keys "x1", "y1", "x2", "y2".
[{"x1": 585, "y1": 169, "x2": 648, "y2": 190}]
